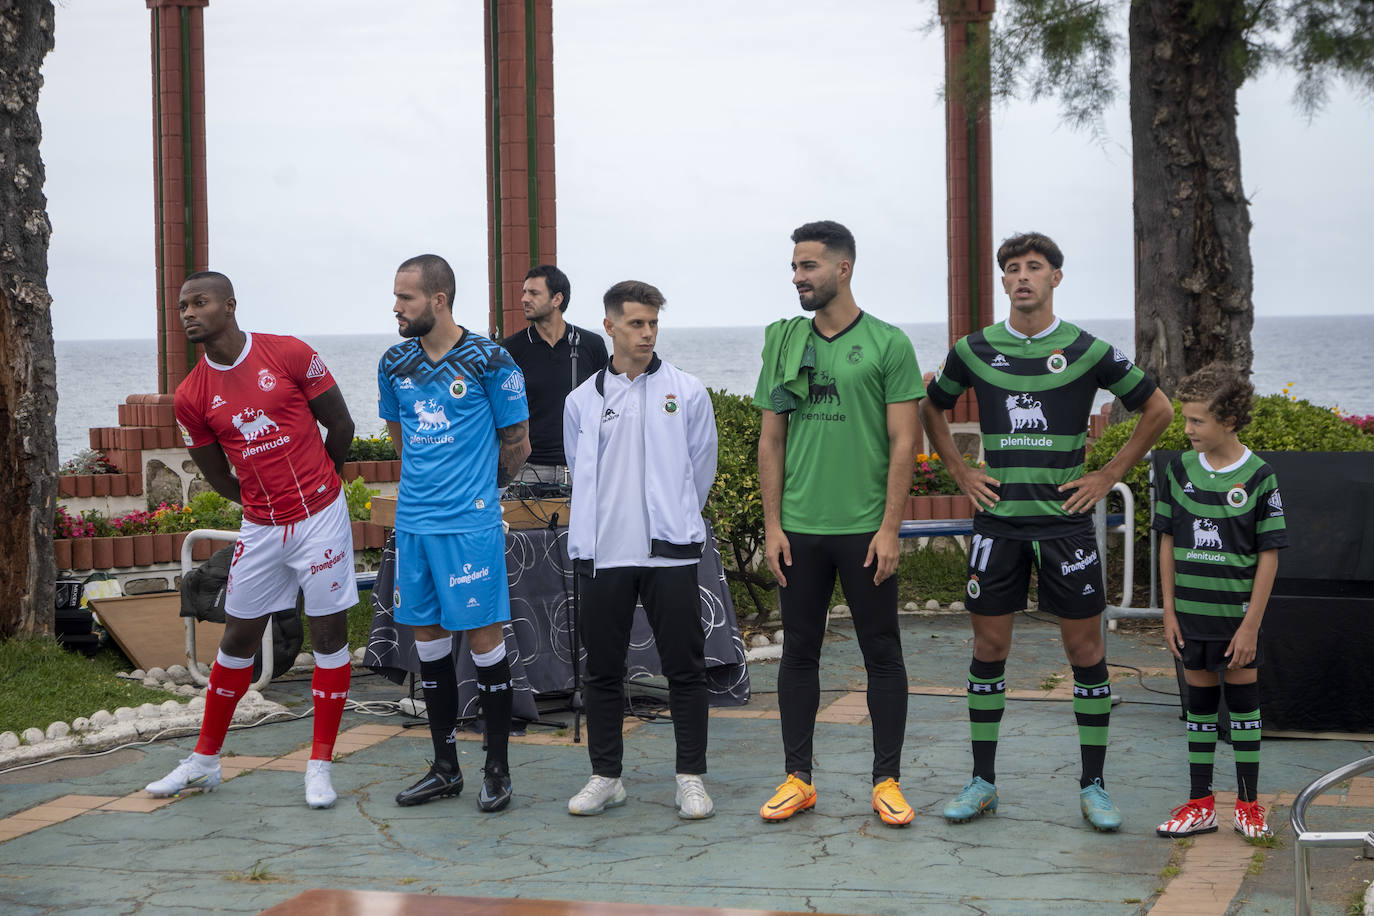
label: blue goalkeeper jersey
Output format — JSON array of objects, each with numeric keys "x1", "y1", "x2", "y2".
[{"x1": 378, "y1": 330, "x2": 529, "y2": 534}]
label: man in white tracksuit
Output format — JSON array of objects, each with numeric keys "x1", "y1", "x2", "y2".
[{"x1": 562, "y1": 279, "x2": 719, "y2": 820}]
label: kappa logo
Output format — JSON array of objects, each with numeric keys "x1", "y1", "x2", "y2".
[
  {"x1": 414, "y1": 399, "x2": 450, "y2": 430},
  {"x1": 1005, "y1": 393, "x2": 1048, "y2": 431},
  {"x1": 210, "y1": 394, "x2": 226, "y2": 410},
  {"x1": 1192, "y1": 517, "x2": 1222, "y2": 549},
  {"x1": 1183, "y1": 481, "x2": 1195, "y2": 494},
  {"x1": 808, "y1": 370, "x2": 840, "y2": 405},
  {"x1": 232, "y1": 408, "x2": 280, "y2": 442},
  {"x1": 399, "y1": 377, "x2": 416, "y2": 390},
  {"x1": 257, "y1": 368, "x2": 277, "y2": 391},
  {"x1": 501, "y1": 371, "x2": 526, "y2": 395},
  {"x1": 990, "y1": 354, "x2": 1010, "y2": 368},
  {"x1": 305, "y1": 353, "x2": 328, "y2": 379},
  {"x1": 602, "y1": 407, "x2": 619, "y2": 423},
  {"x1": 1267, "y1": 490, "x2": 1284, "y2": 515}
]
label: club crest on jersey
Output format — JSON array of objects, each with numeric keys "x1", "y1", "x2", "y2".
[
  {"x1": 210, "y1": 394, "x2": 226, "y2": 410},
  {"x1": 1266, "y1": 490, "x2": 1283, "y2": 515},
  {"x1": 990, "y1": 353, "x2": 1010, "y2": 368},
  {"x1": 1005, "y1": 393, "x2": 1048, "y2": 431},
  {"x1": 257, "y1": 368, "x2": 277, "y2": 391},
  {"x1": 449, "y1": 376, "x2": 467, "y2": 399},
  {"x1": 393, "y1": 589, "x2": 401, "y2": 610},
  {"x1": 966, "y1": 575, "x2": 981, "y2": 599},
  {"x1": 1192, "y1": 517, "x2": 1223, "y2": 549},
  {"x1": 1046, "y1": 350, "x2": 1067, "y2": 373},
  {"x1": 1226, "y1": 485, "x2": 1249, "y2": 509},
  {"x1": 414, "y1": 399, "x2": 450, "y2": 430},
  {"x1": 663, "y1": 393, "x2": 680, "y2": 415},
  {"x1": 847, "y1": 345, "x2": 864, "y2": 365},
  {"x1": 232, "y1": 408, "x2": 280, "y2": 442}
]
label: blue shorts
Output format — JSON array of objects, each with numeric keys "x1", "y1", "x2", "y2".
[{"x1": 394, "y1": 526, "x2": 511, "y2": 632}]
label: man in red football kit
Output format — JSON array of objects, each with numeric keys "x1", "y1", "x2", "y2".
[{"x1": 145, "y1": 271, "x2": 359, "y2": 809}]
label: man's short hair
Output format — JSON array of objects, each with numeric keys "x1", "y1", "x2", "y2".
[
  {"x1": 996, "y1": 232, "x2": 1064, "y2": 271},
  {"x1": 182, "y1": 270, "x2": 234, "y2": 299},
  {"x1": 397, "y1": 254, "x2": 456, "y2": 309},
  {"x1": 603, "y1": 280, "x2": 666, "y2": 317},
  {"x1": 525, "y1": 264, "x2": 570, "y2": 312},
  {"x1": 1176, "y1": 362, "x2": 1255, "y2": 431},
  {"x1": 791, "y1": 220, "x2": 856, "y2": 263}
]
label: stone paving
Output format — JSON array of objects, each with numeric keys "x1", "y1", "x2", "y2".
[{"x1": 1, "y1": 612, "x2": 1370, "y2": 915}]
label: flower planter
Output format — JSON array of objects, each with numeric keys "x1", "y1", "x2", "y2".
[
  {"x1": 71, "y1": 538, "x2": 93, "y2": 570},
  {"x1": 153, "y1": 533, "x2": 173, "y2": 563},
  {"x1": 132, "y1": 534, "x2": 155, "y2": 566},
  {"x1": 388, "y1": 459, "x2": 402, "y2": 479},
  {"x1": 359, "y1": 461, "x2": 378, "y2": 480},
  {"x1": 351, "y1": 520, "x2": 365, "y2": 550},
  {"x1": 341, "y1": 462, "x2": 361, "y2": 481},
  {"x1": 111, "y1": 536, "x2": 135, "y2": 567},
  {"x1": 171, "y1": 532, "x2": 188, "y2": 561},
  {"x1": 366, "y1": 522, "x2": 387, "y2": 548},
  {"x1": 192, "y1": 538, "x2": 214, "y2": 561},
  {"x1": 93, "y1": 475, "x2": 112, "y2": 497},
  {"x1": 75, "y1": 475, "x2": 93, "y2": 498},
  {"x1": 91, "y1": 537, "x2": 115, "y2": 569},
  {"x1": 110, "y1": 474, "x2": 129, "y2": 497},
  {"x1": 58, "y1": 477, "x2": 78, "y2": 497},
  {"x1": 54, "y1": 539, "x2": 73, "y2": 569}
]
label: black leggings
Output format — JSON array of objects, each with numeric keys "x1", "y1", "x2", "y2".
[{"x1": 777, "y1": 531, "x2": 907, "y2": 781}]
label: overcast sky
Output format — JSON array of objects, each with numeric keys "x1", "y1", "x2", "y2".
[{"x1": 39, "y1": 0, "x2": 1374, "y2": 341}]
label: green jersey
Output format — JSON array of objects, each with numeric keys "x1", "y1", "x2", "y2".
[
  {"x1": 926, "y1": 319, "x2": 1156, "y2": 539},
  {"x1": 753, "y1": 312, "x2": 923, "y2": 534},
  {"x1": 1152, "y1": 449, "x2": 1288, "y2": 641}
]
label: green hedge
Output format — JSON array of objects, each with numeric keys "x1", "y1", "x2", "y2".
[
  {"x1": 703, "y1": 390, "x2": 774, "y2": 618},
  {"x1": 1085, "y1": 394, "x2": 1374, "y2": 539}
]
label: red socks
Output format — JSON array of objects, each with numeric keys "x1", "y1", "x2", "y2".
[
  {"x1": 310, "y1": 661, "x2": 352, "y2": 761},
  {"x1": 194, "y1": 661, "x2": 253, "y2": 756}
]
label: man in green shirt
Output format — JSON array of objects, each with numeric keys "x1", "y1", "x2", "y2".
[
  {"x1": 754, "y1": 220, "x2": 922, "y2": 828},
  {"x1": 920, "y1": 231, "x2": 1173, "y2": 832}
]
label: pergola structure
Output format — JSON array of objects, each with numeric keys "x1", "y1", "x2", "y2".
[{"x1": 138, "y1": 0, "x2": 991, "y2": 393}]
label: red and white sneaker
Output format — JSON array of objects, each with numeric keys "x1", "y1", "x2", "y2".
[
  {"x1": 1156, "y1": 796, "x2": 1218, "y2": 837},
  {"x1": 1233, "y1": 799, "x2": 1273, "y2": 839}
]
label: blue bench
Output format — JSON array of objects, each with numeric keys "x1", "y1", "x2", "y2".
[{"x1": 899, "y1": 514, "x2": 1125, "y2": 539}]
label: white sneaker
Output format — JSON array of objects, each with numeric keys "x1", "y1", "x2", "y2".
[
  {"x1": 568, "y1": 775, "x2": 627, "y2": 816},
  {"x1": 146, "y1": 753, "x2": 222, "y2": 797},
  {"x1": 675, "y1": 774, "x2": 714, "y2": 820},
  {"x1": 305, "y1": 759, "x2": 337, "y2": 809}
]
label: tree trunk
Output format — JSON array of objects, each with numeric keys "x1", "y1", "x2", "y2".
[
  {"x1": 1129, "y1": 0, "x2": 1254, "y2": 398},
  {"x1": 0, "y1": 0, "x2": 57, "y2": 639}
]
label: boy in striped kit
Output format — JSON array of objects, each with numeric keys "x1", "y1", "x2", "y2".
[
  {"x1": 920, "y1": 232, "x2": 1173, "y2": 831},
  {"x1": 1154, "y1": 363, "x2": 1287, "y2": 839}
]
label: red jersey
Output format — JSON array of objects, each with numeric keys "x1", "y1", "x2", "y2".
[{"x1": 175, "y1": 332, "x2": 342, "y2": 525}]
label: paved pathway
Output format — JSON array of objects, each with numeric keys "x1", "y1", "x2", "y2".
[{"x1": 1, "y1": 614, "x2": 1370, "y2": 915}]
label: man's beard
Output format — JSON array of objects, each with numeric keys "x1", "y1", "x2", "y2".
[
  {"x1": 799, "y1": 280, "x2": 837, "y2": 312},
  {"x1": 399, "y1": 303, "x2": 437, "y2": 338}
]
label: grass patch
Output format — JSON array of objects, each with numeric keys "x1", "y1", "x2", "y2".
[
  {"x1": 1244, "y1": 832, "x2": 1283, "y2": 849},
  {"x1": 1247, "y1": 850, "x2": 1267, "y2": 875},
  {"x1": 224, "y1": 863, "x2": 276, "y2": 882},
  {"x1": 1040, "y1": 672, "x2": 1065, "y2": 691},
  {"x1": 0, "y1": 636, "x2": 170, "y2": 736}
]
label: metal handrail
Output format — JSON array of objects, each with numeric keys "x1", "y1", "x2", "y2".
[
  {"x1": 1291, "y1": 753, "x2": 1374, "y2": 915},
  {"x1": 181, "y1": 528, "x2": 274, "y2": 693}
]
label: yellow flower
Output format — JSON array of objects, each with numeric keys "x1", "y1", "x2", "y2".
[{"x1": 364, "y1": 500, "x2": 372, "y2": 510}]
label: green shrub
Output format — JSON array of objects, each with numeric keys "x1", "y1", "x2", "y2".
[
  {"x1": 347, "y1": 434, "x2": 396, "y2": 462},
  {"x1": 703, "y1": 389, "x2": 776, "y2": 619},
  {"x1": 343, "y1": 476, "x2": 380, "y2": 522},
  {"x1": 1086, "y1": 394, "x2": 1374, "y2": 539}
]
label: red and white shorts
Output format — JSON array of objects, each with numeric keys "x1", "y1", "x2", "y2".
[{"x1": 225, "y1": 490, "x2": 359, "y2": 619}]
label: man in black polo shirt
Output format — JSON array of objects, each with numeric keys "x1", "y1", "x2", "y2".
[{"x1": 502, "y1": 265, "x2": 608, "y2": 485}]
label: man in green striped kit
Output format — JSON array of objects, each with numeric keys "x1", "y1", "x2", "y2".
[{"x1": 919, "y1": 231, "x2": 1173, "y2": 831}]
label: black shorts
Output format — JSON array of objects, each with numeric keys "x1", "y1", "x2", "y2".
[
  {"x1": 1180, "y1": 637, "x2": 1262, "y2": 672},
  {"x1": 963, "y1": 525, "x2": 1106, "y2": 620}
]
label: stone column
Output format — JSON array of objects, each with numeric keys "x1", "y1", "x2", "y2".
[
  {"x1": 484, "y1": 0, "x2": 556, "y2": 340},
  {"x1": 940, "y1": 0, "x2": 994, "y2": 428},
  {"x1": 147, "y1": 0, "x2": 210, "y2": 394}
]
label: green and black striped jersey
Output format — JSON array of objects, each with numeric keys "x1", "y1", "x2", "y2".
[
  {"x1": 1152, "y1": 449, "x2": 1288, "y2": 641},
  {"x1": 926, "y1": 319, "x2": 1156, "y2": 539}
]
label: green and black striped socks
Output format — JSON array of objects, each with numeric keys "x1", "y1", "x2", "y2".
[
  {"x1": 967, "y1": 656, "x2": 1006, "y2": 784},
  {"x1": 1072, "y1": 659, "x2": 1111, "y2": 788},
  {"x1": 1185, "y1": 682, "x2": 1221, "y2": 799},
  {"x1": 1226, "y1": 681, "x2": 1262, "y2": 802}
]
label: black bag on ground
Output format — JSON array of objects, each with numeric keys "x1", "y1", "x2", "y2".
[{"x1": 179, "y1": 545, "x2": 304, "y2": 680}]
